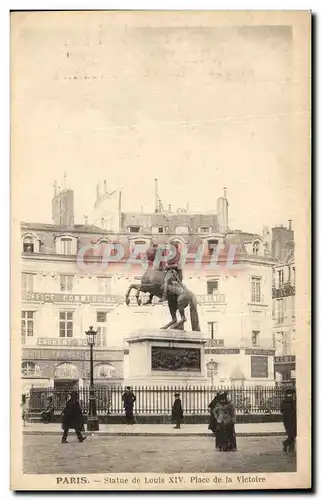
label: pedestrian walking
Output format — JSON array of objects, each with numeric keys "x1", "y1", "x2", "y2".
[
  {"x1": 122, "y1": 386, "x2": 136, "y2": 425},
  {"x1": 171, "y1": 392, "x2": 183, "y2": 429},
  {"x1": 61, "y1": 392, "x2": 86, "y2": 444},
  {"x1": 213, "y1": 392, "x2": 237, "y2": 451},
  {"x1": 281, "y1": 387, "x2": 297, "y2": 452}
]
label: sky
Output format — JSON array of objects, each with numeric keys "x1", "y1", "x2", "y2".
[{"x1": 12, "y1": 13, "x2": 307, "y2": 235}]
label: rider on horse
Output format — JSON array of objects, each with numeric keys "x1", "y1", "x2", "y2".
[
  {"x1": 162, "y1": 241, "x2": 183, "y2": 301},
  {"x1": 146, "y1": 243, "x2": 166, "y2": 270}
]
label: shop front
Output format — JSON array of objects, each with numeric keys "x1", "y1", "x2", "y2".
[{"x1": 274, "y1": 355, "x2": 296, "y2": 386}]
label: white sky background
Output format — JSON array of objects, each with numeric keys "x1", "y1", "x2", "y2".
[{"x1": 12, "y1": 14, "x2": 305, "y2": 234}]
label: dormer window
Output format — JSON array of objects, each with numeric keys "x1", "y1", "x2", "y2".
[
  {"x1": 61, "y1": 238, "x2": 72, "y2": 255},
  {"x1": 22, "y1": 233, "x2": 40, "y2": 253},
  {"x1": 199, "y1": 226, "x2": 211, "y2": 233},
  {"x1": 55, "y1": 234, "x2": 77, "y2": 255},
  {"x1": 253, "y1": 241, "x2": 260, "y2": 255},
  {"x1": 208, "y1": 239, "x2": 219, "y2": 255},
  {"x1": 23, "y1": 237, "x2": 34, "y2": 253},
  {"x1": 129, "y1": 226, "x2": 140, "y2": 233}
]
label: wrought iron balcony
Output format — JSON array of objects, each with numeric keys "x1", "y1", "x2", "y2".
[{"x1": 272, "y1": 280, "x2": 295, "y2": 298}]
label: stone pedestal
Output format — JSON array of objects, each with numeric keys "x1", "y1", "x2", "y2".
[{"x1": 124, "y1": 329, "x2": 208, "y2": 386}]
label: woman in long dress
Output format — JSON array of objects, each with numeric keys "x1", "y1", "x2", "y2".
[
  {"x1": 213, "y1": 393, "x2": 237, "y2": 451},
  {"x1": 208, "y1": 391, "x2": 224, "y2": 435}
]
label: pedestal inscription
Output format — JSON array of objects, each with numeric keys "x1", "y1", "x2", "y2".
[{"x1": 151, "y1": 346, "x2": 201, "y2": 372}]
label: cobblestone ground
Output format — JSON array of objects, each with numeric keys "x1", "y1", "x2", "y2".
[{"x1": 23, "y1": 435, "x2": 296, "y2": 474}]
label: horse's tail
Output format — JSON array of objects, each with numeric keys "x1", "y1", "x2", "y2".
[{"x1": 190, "y1": 295, "x2": 201, "y2": 331}]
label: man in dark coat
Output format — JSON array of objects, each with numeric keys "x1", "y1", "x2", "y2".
[
  {"x1": 172, "y1": 392, "x2": 183, "y2": 429},
  {"x1": 280, "y1": 388, "x2": 297, "y2": 452},
  {"x1": 61, "y1": 392, "x2": 86, "y2": 443},
  {"x1": 122, "y1": 386, "x2": 136, "y2": 425}
]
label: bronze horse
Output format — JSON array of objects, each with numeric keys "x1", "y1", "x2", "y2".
[{"x1": 125, "y1": 268, "x2": 201, "y2": 331}]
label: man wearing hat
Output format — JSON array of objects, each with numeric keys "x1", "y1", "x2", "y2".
[
  {"x1": 122, "y1": 386, "x2": 136, "y2": 425},
  {"x1": 280, "y1": 387, "x2": 296, "y2": 452},
  {"x1": 172, "y1": 392, "x2": 184, "y2": 429}
]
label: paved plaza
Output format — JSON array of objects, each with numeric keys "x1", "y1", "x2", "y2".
[{"x1": 23, "y1": 434, "x2": 296, "y2": 474}]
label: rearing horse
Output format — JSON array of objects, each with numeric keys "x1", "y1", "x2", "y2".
[{"x1": 125, "y1": 268, "x2": 201, "y2": 331}]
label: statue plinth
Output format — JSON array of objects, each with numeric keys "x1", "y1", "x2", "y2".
[{"x1": 124, "y1": 329, "x2": 209, "y2": 386}]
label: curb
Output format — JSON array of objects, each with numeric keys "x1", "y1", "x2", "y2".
[{"x1": 24, "y1": 431, "x2": 286, "y2": 437}]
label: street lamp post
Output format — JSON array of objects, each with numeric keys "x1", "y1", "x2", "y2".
[
  {"x1": 207, "y1": 360, "x2": 217, "y2": 387},
  {"x1": 85, "y1": 326, "x2": 99, "y2": 431}
]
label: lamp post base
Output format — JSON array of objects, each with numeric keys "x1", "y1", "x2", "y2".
[{"x1": 87, "y1": 416, "x2": 100, "y2": 432}]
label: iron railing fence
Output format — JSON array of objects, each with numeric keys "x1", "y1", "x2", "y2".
[{"x1": 28, "y1": 385, "x2": 286, "y2": 415}]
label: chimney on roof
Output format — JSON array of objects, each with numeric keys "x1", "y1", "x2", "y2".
[
  {"x1": 104, "y1": 180, "x2": 107, "y2": 193},
  {"x1": 84, "y1": 215, "x2": 88, "y2": 226},
  {"x1": 168, "y1": 204, "x2": 172, "y2": 212},
  {"x1": 224, "y1": 187, "x2": 227, "y2": 198},
  {"x1": 217, "y1": 188, "x2": 229, "y2": 233},
  {"x1": 288, "y1": 219, "x2": 292, "y2": 231}
]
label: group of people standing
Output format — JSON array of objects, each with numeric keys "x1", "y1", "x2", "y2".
[{"x1": 208, "y1": 388, "x2": 297, "y2": 453}]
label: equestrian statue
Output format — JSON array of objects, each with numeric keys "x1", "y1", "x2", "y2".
[{"x1": 125, "y1": 242, "x2": 201, "y2": 332}]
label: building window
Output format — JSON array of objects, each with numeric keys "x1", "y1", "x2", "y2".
[
  {"x1": 94, "y1": 363, "x2": 116, "y2": 379},
  {"x1": 97, "y1": 276, "x2": 111, "y2": 294},
  {"x1": 207, "y1": 280, "x2": 219, "y2": 294},
  {"x1": 96, "y1": 311, "x2": 107, "y2": 347},
  {"x1": 251, "y1": 277, "x2": 261, "y2": 303},
  {"x1": 59, "y1": 311, "x2": 73, "y2": 338},
  {"x1": 61, "y1": 238, "x2": 72, "y2": 255},
  {"x1": 199, "y1": 226, "x2": 211, "y2": 233},
  {"x1": 21, "y1": 361, "x2": 40, "y2": 377},
  {"x1": 276, "y1": 299, "x2": 284, "y2": 324},
  {"x1": 22, "y1": 273, "x2": 34, "y2": 292},
  {"x1": 253, "y1": 241, "x2": 260, "y2": 255},
  {"x1": 23, "y1": 236, "x2": 34, "y2": 253},
  {"x1": 129, "y1": 226, "x2": 140, "y2": 233},
  {"x1": 21, "y1": 311, "x2": 34, "y2": 342},
  {"x1": 208, "y1": 239, "x2": 219, "y2": 255},
  {"x1": 60, "y1": 274, "x2": 73, "y2": 292},
  {"x1": 208, "y1": 321, "x2": 218, "y2": 340},
  {"x1": 278, "y1": 270, "x2": 284, "y2": 288},
  {"x1": 252, "y1": 331, "x2": 260, "y2": 347},
  {"x1": 293, "y1": 266, "x2": 295, "y2": 285}
]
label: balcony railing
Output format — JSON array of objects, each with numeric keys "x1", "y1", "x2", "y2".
[{"x1": 272, "y1": 280, "x2": 295, "y2": 298}]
